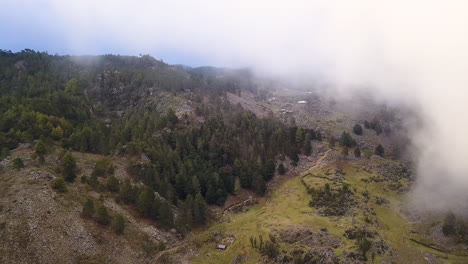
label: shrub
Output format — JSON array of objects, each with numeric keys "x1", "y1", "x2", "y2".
[
  {"x1": 442, "y1": 211, "x2": 456, "y2": 236},
  {"x1": 96, "y1": 205, "x2": 111, "y2": 225},
  {"x1": 354, "y1": 147, "x2": 361, "y2": 158},
  {"x1": 341, "y1": 147, "x2": 349, "y2": 157},
  {"x1": 278, "y1": 163, "x2": 286, "y2": 175},
  {"x1": 12, "y1": 158, "x2": 24, "y2": 170},
  {"x1": 353, "y1": 124, "x2": 363, "y2": 135},
  {"x1": 158, "y1": 201, "x2": 174, "y2": 229},
  {"x1": 91, "y1": 157, "x2": 114, "y2": 177},
  {"x1": 364, "y1": 120, "x2": 370, "y2": 129},
  {"x1": 52, "y1": 177, "x2": 67, "y2": 192},
  {"x1": 374, "y1": 144, "x2": 384, "y2": 156},
  {"x1": 1, "y1": 147, "x2": 11, "y2": 160},
  {"x1": 358, "y1": 237, "x2": 372, "y2": 260},
  {"x1": 62, "y1": 151, "x2": 77, "y2": 182},
  {"x1": 249, "y1": 234, "x2": 280, "y2": 259},
  {"x1": 340, "y1": 132, "x2": 356, "y2": 147},
  {"x1": 35, "y1": 140, "x2": 46, "y2": 160},
  {"x1": 157, "y1": 241, "x2": 166, "y2": 251},
  {"x1": 82, "y1": 198, "x2": 95, "y2": 218},
  {"x1": 107, "y1": 175, "x2": 120, "y2": 193},
  {"x1": 113, "y1": 214, "x2": 125, "y2": 235}
]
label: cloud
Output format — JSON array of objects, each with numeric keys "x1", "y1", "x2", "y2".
[{"x1": 4, "y1": 0, "x2": 468, "y2": 211}]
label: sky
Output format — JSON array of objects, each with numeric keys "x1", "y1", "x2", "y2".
[
  {"x1": 0, "y1": 0, "x2": 219, "y2": 66},
  {"x1": 2, "y1": 0, "x2": 468, "y2": 212}
]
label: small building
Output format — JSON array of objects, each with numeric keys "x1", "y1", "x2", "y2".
[
  {"x1": 216, "y1": 244, "x2": 227, "y2": 250},
  {"x1": 297, "y1": 100, "x2": 307, "y2": 104}
]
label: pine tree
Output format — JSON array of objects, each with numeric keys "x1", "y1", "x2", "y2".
[
  {"x1": 92, "y1": 157, "x2": 113, "y2": 177},
  {"x1": 96, "y1": 205, "x2": 111, "y2": 225},
  {"x1": 191, "y1": 176, "x2": 200, "y2": 195},
  {"x1": 289, "y1": 147, "x2": 299, "y2": 166},
  {"x1": 364, "y1": 120, "x2": 370, "y2": 129},
  {"x1": 442, "y1": 211, "x2": 456, "y2": 236},
  {"x1": 113, "y1": 214, "x2": 125, "y2": 235},
  {"x1": 138, "y1": 188, "x2": 155, "y2": 217},
  {"x1": 179, "y1": 198, "x2": 193, "y2": 231},
  {"x1": 205, "y1": 184, "x2": 217, "y2": 204},
  {"x1": 253, "y1": 174, "x2": 267, "y2": 196},
  {"x1": 234, "y1": 159, "x2": 250, "y2": 188},
  {"x1": 374, "y1": 144, "x2": 384, "y2": 156},
  {"x1": 341, "y1": 147, "x2": 349, "y2": 157},
  {"x1": 52, "y1": 177, "x2": 67, "y2": 192},
  {"x1": 454, "y1": 218, "x2": 466, "y2": 242},
  {"x1": 166, "y1": 108, "x2": 179, "y2": 125},
  {"x1": 107, "y1": 175, "x2": 120, "y2": 193},
  {"x1": 1, "y1": 147, "x2": 10, "y2": 160},
  {"x1": 175, "y1": 173, "x2": 187, "y2": 199},
  {"x1": 316, "y1": 132, "x2": 322, "y2": 141},
  {"x1": 62, "y1": 151, "x2": 76, "y2": 182},
  {"x1": 354, "y1": 147, "x2": 361, "y2": 158},
  {"x1": 119, "y1": 179, "x2": 136, "y2": 204},
  {"x1": 263, "y1": 159, "x2": 276, "y2": 181},
  {"x1": 329, "y1": 137, "x2": 336, "y2": 148},
  {"x1": 193, "y1": 192, "x2": 207, "y2": 226},
  {"x1": 371, "y1": 118, "x2": 383, "y2": 135},
  {"x1": 234, "y1": 177, "x2": 241, "y2": 195},
  {"x1": 158, "y1": 201, "x2": 174, "y2": 229},
  {"x1": 278, "y1": 163, "x2": 286, "y2": 175},
  {"x1": 215, "y1": 187, "x2": 228, "y2": 206},
  {"x1": 304, "y1": 133, "x2": 312, "y2": 156},
  {"x1": 35, "y1": 140, "x2": 46, "y2": 162},
  {"x1": 88, "y1": 174, "x2": 99, "y2": 190},
  {"x1": 358, "y1": 237, "x2": 371, "y2": 260},
  {"x1": 82, "y1": 198, "x2": 95, "y2": 218},
  {"x1": 51, "y1": 126, "x2": 64, "y2": 140},
  {"x1": 12, "y1": 157, "x2": 24, "y2": 170},
  {"x1": 340, "y1": 131, "x2": 356, "y2": 147},
  {"x1": 185, "y1": 194, "x2": 194, "y2": 226},
  {"x1": 295, "y1": 128, "x2": 305, "y2": 146},
  {"x1": 353, "y1": 123, "x2": 363, "y2": 135}
]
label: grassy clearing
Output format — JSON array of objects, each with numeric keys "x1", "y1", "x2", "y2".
[
  {"x1": 191, "y1": 165, "x2": 358, "y2": 263},
  {"x1": 191, "y1": 158, "x2": 468, "y2": 263}
]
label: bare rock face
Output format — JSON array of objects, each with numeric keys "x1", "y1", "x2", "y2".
[
  {"x1": 14, "y1": 60, "x2": 26, "y2": 70},
  {"x1": 27, "y1": 171, "x2": 53, "y2": 181},
  {"x1": 225, "y1": 196, "x2": 256, "y2": 214}
]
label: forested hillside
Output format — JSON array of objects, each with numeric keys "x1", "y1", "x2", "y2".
[{"x1": 0, "y1": 50, "x2": 320, "y2": 233}]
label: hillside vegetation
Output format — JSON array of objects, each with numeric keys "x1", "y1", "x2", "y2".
[{"x1": 0, "y1": 50, "x2": 466, "y2": 264}]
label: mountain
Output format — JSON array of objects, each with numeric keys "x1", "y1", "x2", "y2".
[{"x1": 0, "y1": 50, "x2": 466, "y2": 264}]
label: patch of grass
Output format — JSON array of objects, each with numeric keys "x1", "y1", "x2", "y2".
[
  {"x1": 26, "y1": 180, "x2": 39, "y2": 185},
  {"x1": 191, "y1": 169, "x2": 350, "y2": 264},
  {"x1": 191, "y1": 159, "x2": 464, "y2": 264}
]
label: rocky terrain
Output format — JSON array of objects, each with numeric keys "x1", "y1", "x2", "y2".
[{"x1": 0, "y1": 149, "x2": 177, "y2": 264}]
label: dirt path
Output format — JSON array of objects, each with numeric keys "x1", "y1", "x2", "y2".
[
  {"x1": 310, "y1": 149, "x2": 331, "y2": 170},
  {"x1": 151, "y1": 242, "x2": 192, "y2": 264},
  {"x1": 101, "y1": 198, "x2": 176, "y2": 245}
]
